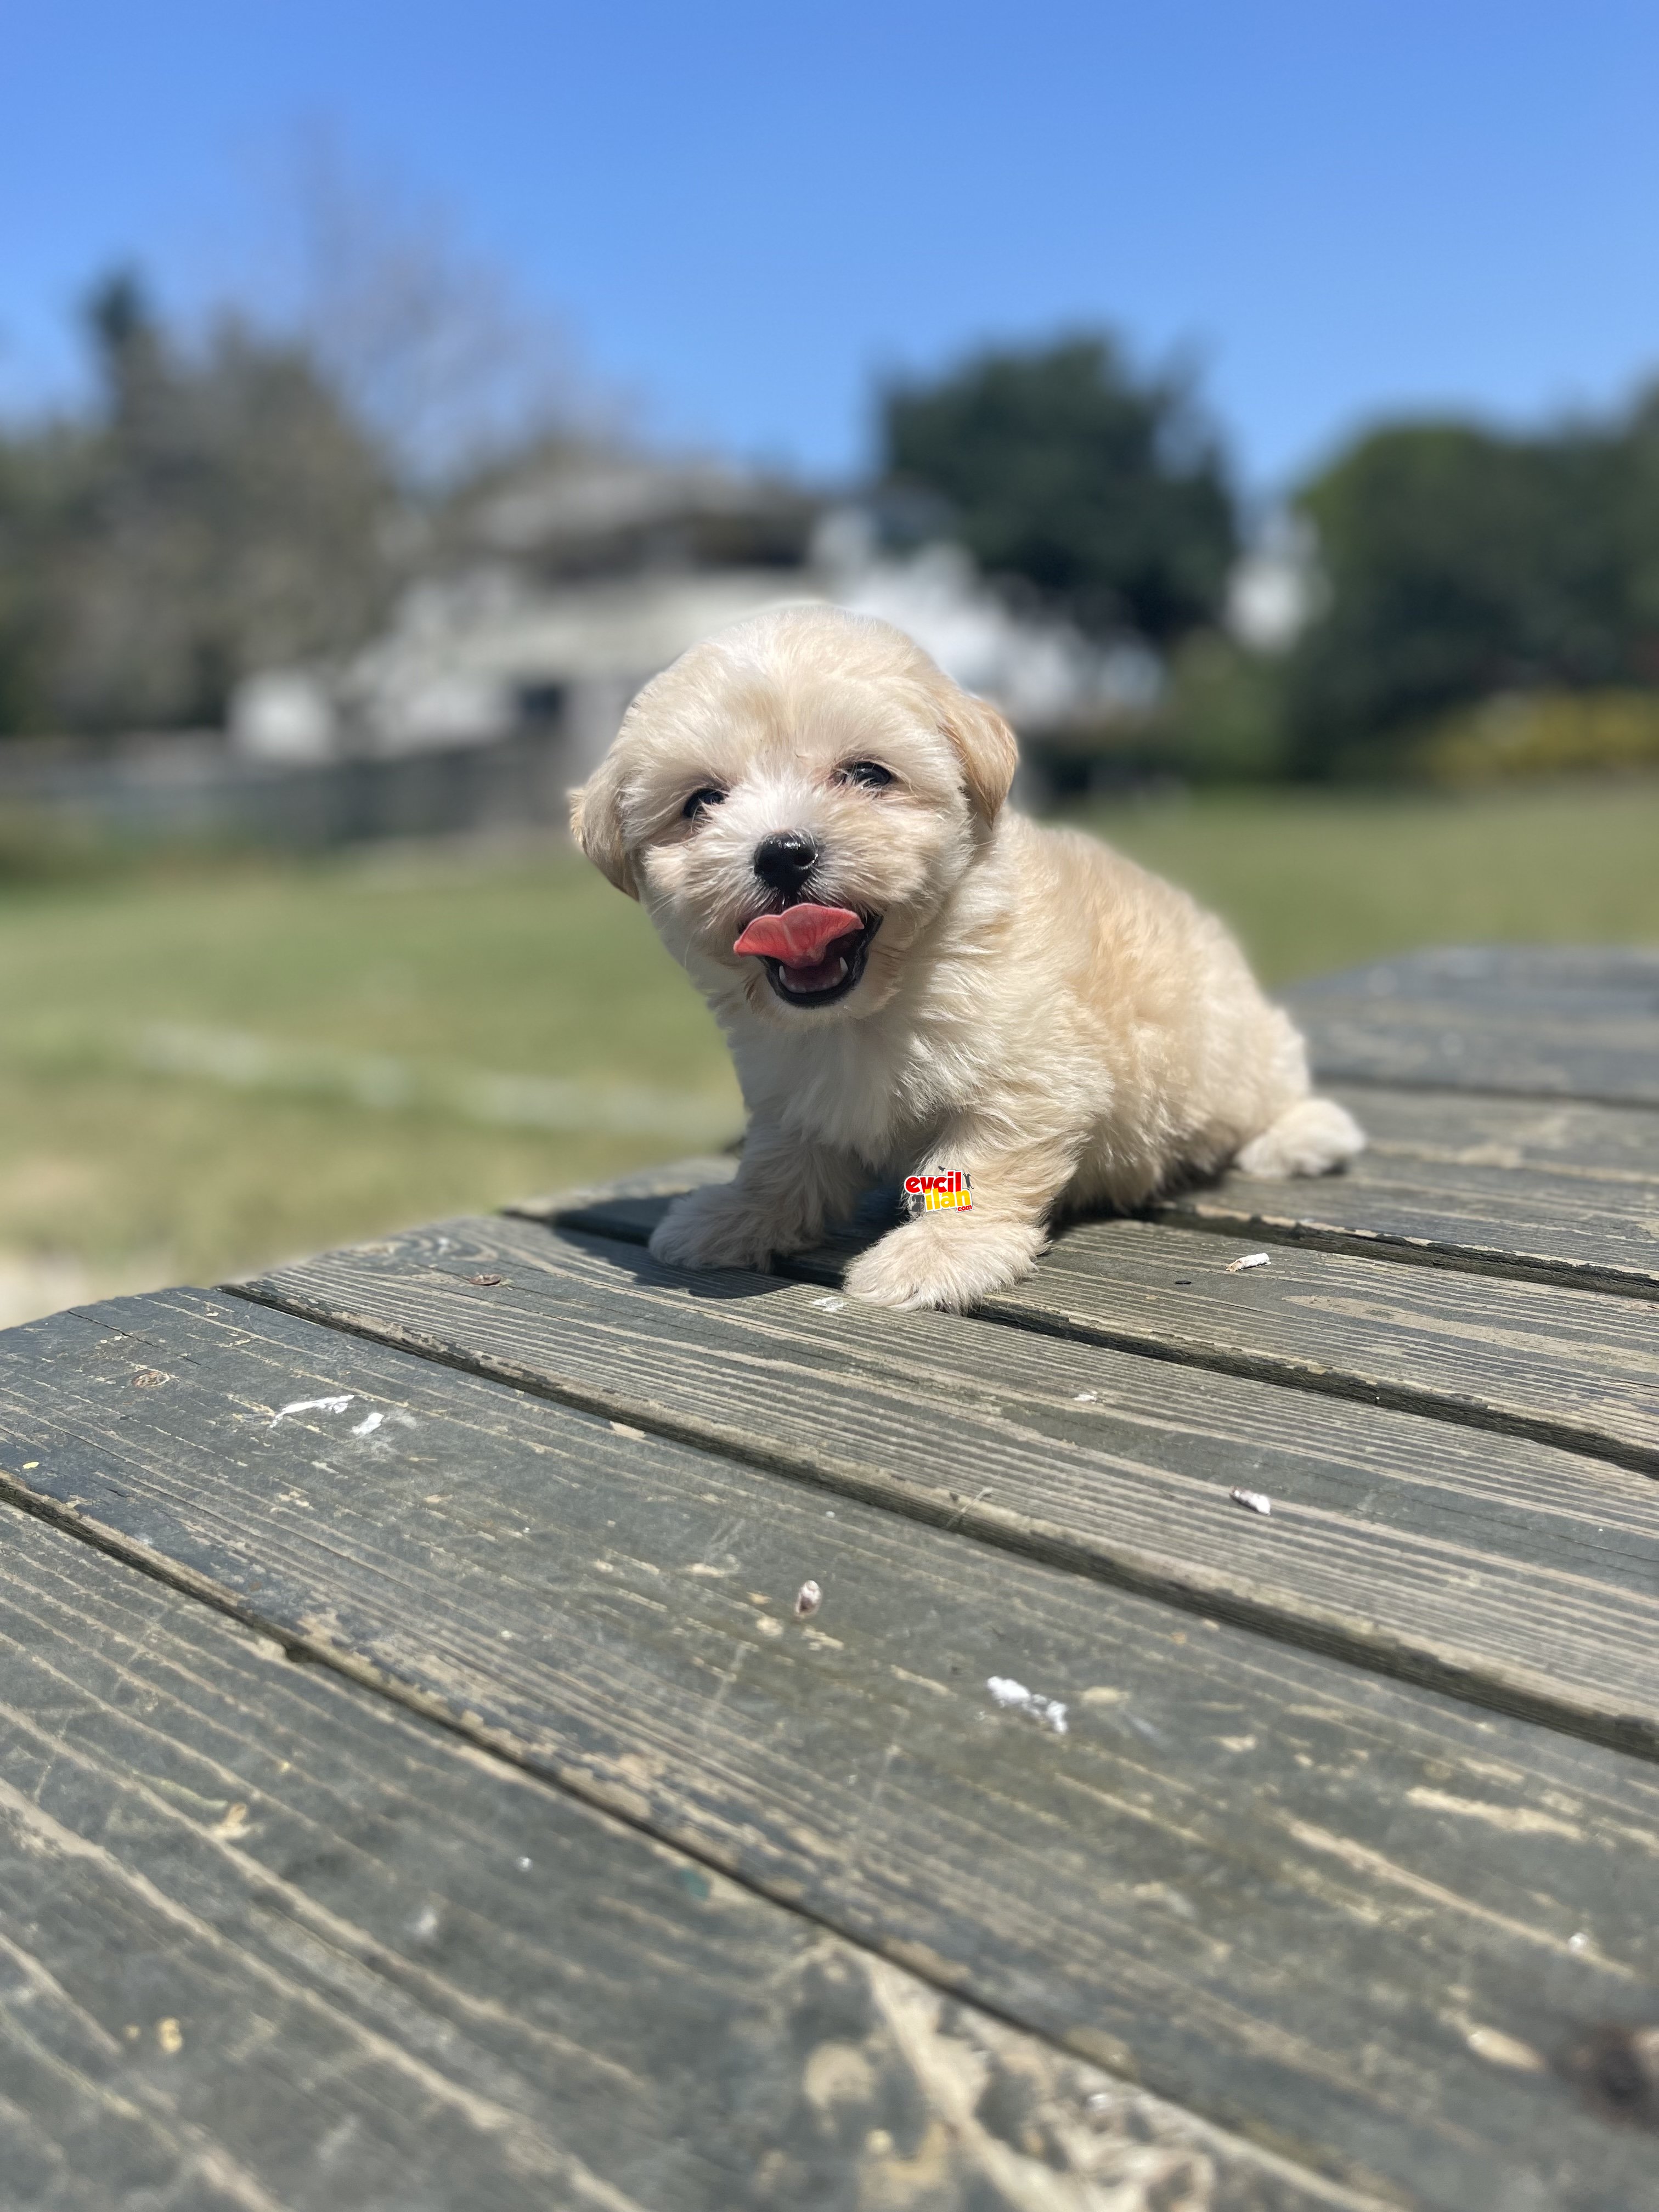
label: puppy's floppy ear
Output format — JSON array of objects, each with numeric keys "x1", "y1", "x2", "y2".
[
  {"x1": 939, "y1": 686, "x2": 1019, "y2": 825},
  {"x1": 569, "y1": 750, "x2": 639, "y2": 898}
]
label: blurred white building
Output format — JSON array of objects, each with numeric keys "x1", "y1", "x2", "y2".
[{"x1": 232, "y1": 449, "x2": 1161, "y2": 787}]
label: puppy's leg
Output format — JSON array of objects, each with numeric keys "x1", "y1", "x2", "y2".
[
  {"x1": 844, "y1": 1118, "x2": 1075, "y2": 1313},
  {"x1": 1235, "y1": 1096, "x2": 1366, "y2": 1178},
  {"x1": 649, "y1": 1122, "x2": 866, "y2": 1273}
]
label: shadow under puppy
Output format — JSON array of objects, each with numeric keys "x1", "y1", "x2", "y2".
[{"x1": 572, "y1": 605, "x2": 1363, "y2": 1312}]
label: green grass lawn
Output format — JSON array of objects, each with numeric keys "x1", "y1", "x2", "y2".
[{"x1": 1, "y1": 774, "x2": 1655, "y2": 1323}]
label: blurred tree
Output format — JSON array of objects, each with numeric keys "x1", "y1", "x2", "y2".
[
  {"x1": 1286, "y1": 396, "x2": 1659, "y2": 772},
  {"x1": 879, "y1": 335, "x2": 1239, "y2": 645},
  {"x1": 0, "y1": 268, "x2": 395, "y2": 735}
]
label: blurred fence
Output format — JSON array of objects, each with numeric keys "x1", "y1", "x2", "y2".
[{"x1": 0, "y1": 730, "x2": 578, "y2": 848}]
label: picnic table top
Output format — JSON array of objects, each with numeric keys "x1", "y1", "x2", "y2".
[{"x1": 3, "y1": 941, "x2": 1658, "y2": 2212}]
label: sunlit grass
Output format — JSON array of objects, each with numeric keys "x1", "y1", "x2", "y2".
[
  {"x1": 1088, "y1": 775, "x2": 1659, "y2": 984},
  {"x1": 0, "y1": 774, "x2": 1654, "y2": 1321}
]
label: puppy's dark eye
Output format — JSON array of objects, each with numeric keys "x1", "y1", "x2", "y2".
[
  {"x1": 838, "y1": 760, "x2": 894, "y2": 789},
  {"x1": 681, "y1": 786, "x2": 726, "y2": 821}
]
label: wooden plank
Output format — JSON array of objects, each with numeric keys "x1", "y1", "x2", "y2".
[
  {"x1": 1286, "y1": 946, "x2": 1659, "y2": 1106},
  {"x1": 241, "y1": 1210, "x2": 1659, "y2": 1759},
  {"x1": 0, "y1": 1507, "x2": 1333, "y2": 2212},
  {"x1": 1154, "y1": 1088, "x2": 1659, "y2": 1298},
  {"x1": 1323, "y1": 1086, "x2": 1659, "y2": 1180},
  {"x1": 988, "y1": 1216, "x2": 1659, "y2": 1474},
  {"x1": 1158, "y1": 1155, "x2": 1659, "y2": 1296},
  {"x1": 544, "y1": 1174, "x2": 1659, "y2": 1481},
  {"x1": 3, "y1": 1292, "x2": 1658, "y2": 2209}
]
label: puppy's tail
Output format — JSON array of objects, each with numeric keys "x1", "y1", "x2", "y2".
[{"x1": 1235, "y1": 1096, "x2": 1365, "y2": 1180}]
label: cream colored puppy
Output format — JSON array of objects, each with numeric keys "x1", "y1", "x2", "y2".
[{"x1": 572, "y1": 605, "x2": 1363, "y2": 1311}]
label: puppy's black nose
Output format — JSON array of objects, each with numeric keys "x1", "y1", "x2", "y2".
[{"x1": 753, "y1": 830, "x2": 818, "y2": 894}]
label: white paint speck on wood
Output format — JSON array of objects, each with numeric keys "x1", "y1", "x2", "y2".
[
  {"x1": 1229, "y1": 1487, "x2": 1273, "y2": 1516},
  {"x1": 268, "y1": 1394, "x2": 354, "y2": 1427},
  {"x1": 986, "y1": 1675, "x2": 1069, "y2": 1735}
]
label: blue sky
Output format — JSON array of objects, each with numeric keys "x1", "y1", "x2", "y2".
[{"x1": 3, "y1": 2, "x2": 1658, "y2": 493}]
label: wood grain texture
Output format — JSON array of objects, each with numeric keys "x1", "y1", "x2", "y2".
[
  {"x1": 241, "y1": 1212, "x2": 1659, "y2": 1759},
  {"x1": 1154, "y1": 1088, "x2": 1659, "y2": 1297},
  {"x1": 544, "y1": 1176, "x2": 1659, "y2": 1481},
  {"x1": 1321, "y1": 1087, "x2": 1659, "y2": 1180},
  {"x1": 3, "y1": 1291, "x2": 1658, "y2": 2209},
  {"x1": 1286, "y1": 946, "x2": 1659, "y2": 1106},
  {"x1": 1, "y1": 1506, "x2": 1334, "y2": 2212},
  {"x1": 988, "y1": 1216, "x2": 1659, "y2": 1475}
]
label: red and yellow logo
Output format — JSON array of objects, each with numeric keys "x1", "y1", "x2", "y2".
[{"x1": 904, "y1": 1170, "x2": 972, "y2": 1214}]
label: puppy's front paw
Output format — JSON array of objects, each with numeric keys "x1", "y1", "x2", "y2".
[
  {"x1": 844, "y1": 1215, "x2": 1046, "y2": 1313},
  {"x1": 648, "y1": 1182, "x2": 789, "y2": 1273}
]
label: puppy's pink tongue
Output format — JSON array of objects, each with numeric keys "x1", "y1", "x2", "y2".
[{"x1": 733, "y1": 904, "x2": 862, "y2": 964}]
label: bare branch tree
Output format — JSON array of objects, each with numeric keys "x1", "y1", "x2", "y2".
[{"x1": 280, "y1": 134, "x2": 611, "y2": 486}]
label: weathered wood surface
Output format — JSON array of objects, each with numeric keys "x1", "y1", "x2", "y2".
[
  {"x1": 1325, "y1": 1085, "x2": 1659, "y2": 1177},
  {"x1": 3, "y1": 1293, "x2": 1658, "y2": 2209},
  {"x1": 989, "y1": 1217, "x2": 1659, "y2": 1472},
  {"x1": 1154, "y1": 1087, "x2": 1659, "y2": 1297},
  {"x1": 544, "y1": 1176, "x2": 1659, "y2": 1480},
  {"x1": 241, "y1": 1210, "x2": 1659, "y2": 1757},
  {"x1": 3, "y1": 1504, "x2": 1336, "y2": 2212},
  {"x1": 1286, "y1": 946, "x2": 1659, "y2": 1105}
]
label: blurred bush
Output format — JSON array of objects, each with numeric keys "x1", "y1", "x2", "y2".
[
  {"x1": 1283, "y1": 393, "x2": 1659, "y2": 776},
  {"x1": 1416, "y1": 688, "x2": 1659, "y2": 783}
]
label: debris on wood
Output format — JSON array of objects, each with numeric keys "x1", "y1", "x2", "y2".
[
  {"x1": 352, "y1": 1410, "x2": 385, "y2": 1437},
  {"x1": 268, "y1": 1393, "x2": 354, "y2": 1427},
  {"x1": 131, "y1": 1369, "x2": 170, "y2": 1389},
  {"x1": 810, "y1": 1295, "x2": 846, "y2": 1313},
  {"x1": 794, "y1": 1579, "x2": 823, "y2": 1618},
  {"x1": 1225, "y1": 1251, "x2": 1272, "y2": 1273},
  {"x1": 1465, "y1": 2024, "x2": 1546, "y2": 2073},
  {"x1": 609, "y1": 1420, "x2": 645, "y2": 1440},
  {"x1": 986, "y1": 1675, "x2": 1069, "y2": 1735},
  {"x1": 468, "y1": 1272, "x2": 504, "y2": 1286},
  {"x1": 1229, "y1": 1486, "x2": 1273, "y2": 1516},
  {"x1": 1073, "y1": 1390, "x2": 1098, "y2": 1403}
]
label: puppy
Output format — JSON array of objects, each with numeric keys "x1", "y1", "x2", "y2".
[{"x1": 572, "y1": 605, "x2": 1363, "y2": 1311}]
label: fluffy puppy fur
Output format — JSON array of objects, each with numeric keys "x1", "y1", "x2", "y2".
[{"x1": 572, "y1": 605, "x2": 1363, "y2": 1311}]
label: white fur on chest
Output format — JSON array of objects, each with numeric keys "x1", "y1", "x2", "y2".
[{"x1": 732, "y1": 1008, "x2": 958, "y2": 1164}]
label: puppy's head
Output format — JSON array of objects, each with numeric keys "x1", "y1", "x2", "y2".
[{"x1": 571, "y1": 606, "x2": 1018, "y2": 1023}]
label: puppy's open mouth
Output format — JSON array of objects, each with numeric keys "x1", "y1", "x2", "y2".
[{"x1": 732, "y1": 904, "x2": 882, "y2": 1007}]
